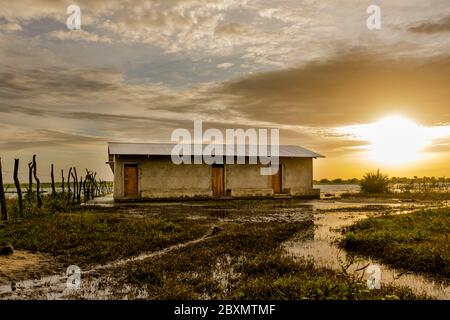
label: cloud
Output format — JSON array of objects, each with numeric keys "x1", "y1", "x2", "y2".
[
  {"x1": 0, "y1": 67, "x2": 122, "y2": 100},
  {"x1": 46, "y1": 30, "x2": 113, "y2": 43},
  {"x1": 216, "y1": 62, "x2": 234, "y2": 69},
  {"x1": 0, "y1": 127, "x2": 108, "y2": 152},
  {"x1": 214, "y1": 22, "x2": 248, "y2": 35},
  {"x1": 2, "y1": 50, "x2": 450, "y2": 145},
  {"x1": 409, "y1": 15, "x2": 450, "y2": 34},
  {"x1": 219, "y1": 52, "x2": 450, "y2": 127},
  {"x1": 0, "y1": 22, "x2": 22, "y2": 32}
]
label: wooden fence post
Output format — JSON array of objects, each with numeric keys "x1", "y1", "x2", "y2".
[
  {"x1": 92, "y1": 172, "x2": 97, "y2": 198},
  {"x1": 67, "y1": 167, "x2": 72, "y2": 204},
  {"x1": 0, "y1": 157, "x2": 7, "y2": 221},
  {"x1": 83, "y1": 177, "x2": 87, "y2": 203},
  {"x1": 51, "y1": 164, "x2": 56, "y2": 197},
  {"x1": 61, "y1": 169, "x2": 65, "y2": 195},
  {"x1": 32, "y1": 155, "x2": 42, "y2": 208},
  {"x1": 78, "y1": 176, "x2": 83, "y2": 204},
  {"x1": 70, "y1": 169, "x2": 76, "y2": 205},
  {"x1": 13, "y1": 159, "x2": 23, "y2": 217},
  {"x1": 27, "y1": 161, "x2": 33, "y2": 195},
  {"x1": 73, "y1": 167, "x2": 79, "y2": 204}
]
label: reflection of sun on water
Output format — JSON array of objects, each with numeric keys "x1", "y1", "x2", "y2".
[{"x1": 339, "y1": 115, "x2": 449, "y2": 165}]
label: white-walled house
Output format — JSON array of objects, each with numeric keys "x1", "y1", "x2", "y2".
[{"x1": 107, "y1": 142, "x2": 324, "y2": 201}]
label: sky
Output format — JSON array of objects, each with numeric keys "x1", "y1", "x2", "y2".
[{"x1": 0, "y1": 0, "x2": 449, "y2": 182}]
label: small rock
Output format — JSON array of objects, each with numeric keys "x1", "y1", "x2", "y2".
[
  {"x1": 210, "y1": 226, "x2": 224, "y2": 236},
  {"x1": 0, "y1": 243, "x2": 13, "y2": 256}
]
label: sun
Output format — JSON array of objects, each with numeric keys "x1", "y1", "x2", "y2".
[
  {"x1": 358, "y1": 115, "x2": 430, "y2": 165},
  {"x1": 337, "y1": 115, "x2": 450, "y2": 166}
]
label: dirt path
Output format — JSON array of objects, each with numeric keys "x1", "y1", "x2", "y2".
[
  {"x1": 0, "y1": 250, "x2": 60, "y2": 285},
  {"x1": 0, "y1": 228, "x2": 218, "y2": 300}
]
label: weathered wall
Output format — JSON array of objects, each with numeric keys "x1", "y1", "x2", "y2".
[
  {"x1": 113, "y1": 154, "x2": 123, "y2": 198},
  {"x1": 113, "y1": 156, "x2": 211, "y2": 199},
  {"x1": 282, "y1": 157, "x2": 318, "y2": 196},
  {"x1": 226, "y1": 164, "x2": 267, "y2": 189},
  {"x1": 112, "y1": 156, "x2": 318, "y2": 200},
  {"x1": 140, "y1": 158, "x2": 211, "y2": 198},
  {"x1": 226, "y1": 163, "x2": 273, "y2": 197}
]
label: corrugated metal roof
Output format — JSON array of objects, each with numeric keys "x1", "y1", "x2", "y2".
[{"x1": 108, "y1": 142, "x2": 325, "y2": 158}]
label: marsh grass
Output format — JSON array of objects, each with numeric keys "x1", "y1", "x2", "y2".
[
  {"x1": 0, "y1": 211, "x2": 212, "y2": 267},
  {"x1": 3, "y1": 193, "x2": 82, "y2": 220},
  {"x1": 341, "y1": 208, "x2": 450, "y2": 280},
  {"x1": 0, "y1": 199, "x2": 427, "y2": 299},
  {"x1": 111, "y1": 221, "x2": 420, "y2": 300}
]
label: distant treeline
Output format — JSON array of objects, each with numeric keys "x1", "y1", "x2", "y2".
[{"x1": 315, "y1": 176, "x2": 450, "y2": 185}]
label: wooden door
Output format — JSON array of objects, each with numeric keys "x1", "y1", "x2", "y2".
[
  {"x1": 211, "y1": 165, "x2": 225, "y2": 196},
  {"x1": 124, "y1": 164, "x2": 138, "y2": 198},
  {"x1": 269, "y1": 165, "x2": 282, "y2": 194}
]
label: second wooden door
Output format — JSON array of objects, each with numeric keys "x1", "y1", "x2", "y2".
[
  {"x1": 124, "y1": 164, "x2": 138, "y2": 198},
  {"x1": 269, "y1": 165, "x2": 282, "y2": 194},
  {"x1": 211, "y1": 165, "x2": 225, "y2": 196}
]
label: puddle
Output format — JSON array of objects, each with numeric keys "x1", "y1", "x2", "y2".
[{"x1": 282, "y1": 207, "x2": 450, "y2": 299}]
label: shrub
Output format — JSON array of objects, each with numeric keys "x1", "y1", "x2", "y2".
[{"x1": 360, "y1": 169, "x2": 389, "y2": 193}]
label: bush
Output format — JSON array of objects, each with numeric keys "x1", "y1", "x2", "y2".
[{"x1": 360, "y1": 169, "x2": 389, "y2": 193}]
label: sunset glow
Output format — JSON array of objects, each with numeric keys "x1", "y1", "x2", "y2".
[
  {"x1": 0, "y1": 1, "x2": 450, "y2": 181},
  {"x1": 339, "y1": 116, "x2": 450, "y2": 166}
]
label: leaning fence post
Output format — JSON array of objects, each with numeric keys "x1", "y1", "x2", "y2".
[
  {"x1": 70, "y1": 169, "x2": 77, "y2": 205},
  {"x1": 32, "y1": 155, "x2": 42, "y2": 208},
  {"x1": 73, "y1": 167, "x2": 79, "y2": 204},
  {"x1": 14, "y1": 159, "x2": 23, "y2": 217},
  {"x1": 0, "y1": 157, "x2": 8, "y2": 221}
]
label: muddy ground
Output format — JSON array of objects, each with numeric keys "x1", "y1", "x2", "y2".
[{"x1": 0, "y1": 197, "x2": 448, "y2": 299}]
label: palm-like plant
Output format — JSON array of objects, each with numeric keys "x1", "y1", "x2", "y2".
[{"x1": 360, "y1": 169, "x2": 389, "y2": 193}]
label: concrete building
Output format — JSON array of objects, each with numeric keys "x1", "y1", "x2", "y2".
[{"x1": 107, "y1": 142, "x2": 324, "y2": 201}]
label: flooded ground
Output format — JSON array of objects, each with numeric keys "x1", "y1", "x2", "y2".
[
  {"x1": 314, "y1": 184, "x2": 360, "y2": 196},
  {"x1": 0, "y1": 197, "x2": 448, "y2": 299},
  {"x1": 282, "y1": 203, "x2": 450, "y2": 299}
]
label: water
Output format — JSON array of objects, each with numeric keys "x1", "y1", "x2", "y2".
[
  {"x1": 4, "y1": 188, "x2": 62, "y2": 199},
  {"x1": 282, "y1": 204, "x2": 450, "y2": 299},
  {"x1": 314, "y1": 184, "x2": 360, "y2": 196}
]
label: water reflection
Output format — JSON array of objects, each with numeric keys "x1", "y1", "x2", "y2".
[{"x1": 283, "y1": 208, "x2": 450, "y2": 299}]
